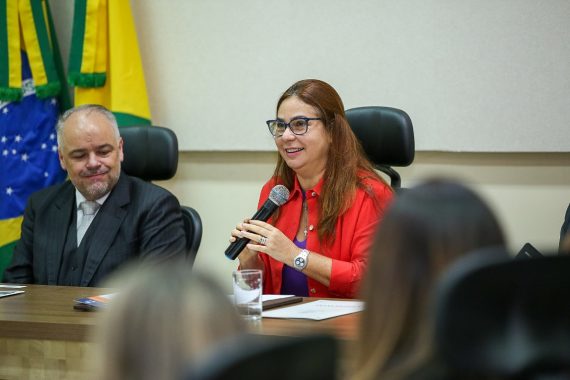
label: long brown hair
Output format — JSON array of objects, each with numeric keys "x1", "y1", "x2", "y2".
[
  {"x1": 272, "y1": 79, "x2": 387, "y2": 242},
  {"x1": 353, "y1": 179, "x2": 506, "y2": 380}
]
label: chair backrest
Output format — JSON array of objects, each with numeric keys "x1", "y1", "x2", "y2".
[
  {"x1": 120, "y1": 126, "x2": 202, "y2": 260},
  {"x1": 120, "y1": 125, "x2": 178, "y2": 181},
  {"x1": 434, "y1": 249, "x2": 570, "y2": 379},
  {"x1": 187, "y1": 334, "x2": 339, "y2": 380},
  {"x1": 346, "y1": 106, "x2": 415, "y2": 188},
  {"x1": 181, "y1": 206, "x2": 202, "y2": 262}
]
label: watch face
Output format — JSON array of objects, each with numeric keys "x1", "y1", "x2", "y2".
[{"x1": 295, "y1": 257, "x2": 306, "y2": 267}]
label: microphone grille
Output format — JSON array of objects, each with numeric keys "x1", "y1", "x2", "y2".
[{"x1": 269, "y1": 185, "x2": 290, "y2": 206}]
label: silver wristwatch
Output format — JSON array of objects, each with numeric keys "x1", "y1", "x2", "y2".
[{"x1": 293, "y1": 249, "x2": 309, "y2": 271}]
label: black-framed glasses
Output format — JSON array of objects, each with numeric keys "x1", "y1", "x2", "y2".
[{"x1": 266, "y1": 117, "x2": 322, "y2": 137}]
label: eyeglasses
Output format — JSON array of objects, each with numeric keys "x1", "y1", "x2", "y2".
[{"x1": 266, "y1": 117, "x2": 322, "y2": 137}]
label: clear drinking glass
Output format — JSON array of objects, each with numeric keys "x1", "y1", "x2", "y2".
[{"x1": 232, "y1": 269, "x2": 263, "y2": 321}]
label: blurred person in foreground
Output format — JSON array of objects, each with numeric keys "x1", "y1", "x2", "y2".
[
  {"x1": 3, "y1": 104, "x2": 186, "y2": 286},
  {"x1": 92, "y1": 260, "x2": 244, "y2": 380},
  {"x1": 230, "y1": 79, "x2": 393, "y2": 298},
  {"x1": 560, "y1": 203, "x2": 570, "y2": 253},
  {"x1": 560, "y1": 233, "x2": 570, "y2": 254},
  {"x1": 353, "y1": 179, "x2": 506, "y2": 380}
]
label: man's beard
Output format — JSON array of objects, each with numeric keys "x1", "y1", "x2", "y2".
[{"x1": 81, "y1": 171, "x2": 120, "y2": 200}]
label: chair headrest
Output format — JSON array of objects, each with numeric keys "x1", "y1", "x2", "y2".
[
  {"x1": 346, "y1": 106, "x2": 415, "y2": 167},
  {"x1": 187, "y1": 334, "x2": 338, "y2": 380},
  {"x1": 435, "y1": 250, "x2": 570, "y2": 377},
  {"x1": 120, "y1": 126, "x2": 179, "y2": 181}
]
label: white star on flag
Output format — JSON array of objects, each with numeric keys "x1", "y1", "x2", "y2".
[
  {"x1": 41, "y1": 143, "x2": 47, "y2": 149},
  {"x1": 1, "y1": 136, "x2": 6, "y2": 143},
  {"x1": 21, "y1": 153, "x2": 29, "y2": 161},
  {"x1": 14, "y1": 135, "x2": 22, "y2": 142},
  {"x1": 6, "y1": 187, "x2": 13, "y2": 195}
]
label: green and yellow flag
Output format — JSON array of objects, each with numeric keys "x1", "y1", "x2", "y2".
[
  {"x1": 1, "y1": 0, "x2": 68, "y2": 279},
  {"x1": 68, "y1": 0, "x2": 151, "y2": 126},
  {"x1": 0, "y1": 0, "x2": 65, "y2": 101}
]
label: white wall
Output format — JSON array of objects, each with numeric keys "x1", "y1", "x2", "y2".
[
  {"x1": 132, "y1": 0, "x2": 570, "y2": 152},
  {"x1": 158, "y1": 151, "x2": 570, "y2": 292},
  {"x1": 50, "y1": 1, "x2": 570, "y2": 152},
  {"x1": 48, "y1": 1, "x2": 570, "y2": 291}
]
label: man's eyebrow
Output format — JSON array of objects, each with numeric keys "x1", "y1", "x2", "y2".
[
  {"x1": 68, "y1": 144, "x2": 114, "y2": 155},
  {"x1": 68, "y1": 148, "x2": 87, "y2": 156},
  {"x1": 95, "y1": 144, "x2": 114, "y2": 150}
]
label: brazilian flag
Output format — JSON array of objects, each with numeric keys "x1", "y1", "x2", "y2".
[
  {"x1": 0, "y1": 0, "x2": 69, "y2": 280},
  {"x1": 0, "y1": 52, "x2": 67, "y2": 280}
]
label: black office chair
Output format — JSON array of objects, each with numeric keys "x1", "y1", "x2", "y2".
[
  {"x1": 187, "y1": 334, "x2": 339, "y2": 380},
  {"x1": 181, "y1": 205, "x2": 202, "y2": 261},
  {"x1": 121, "y1": 125, "x2": 178, "y2": 181},
  {"x1": 120, "y1": 125, "x2": 202, "y2": 261},
  {"x1": 434, "y1": 249, "x2": 570, "y2": 380},
  {"x1": 346, "y1": 106, "x2": 415, "y2": 189}
]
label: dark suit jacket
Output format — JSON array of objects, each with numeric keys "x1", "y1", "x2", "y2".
[{"x1": 3, "y1": 173, "x2": 186, "y2": 286}]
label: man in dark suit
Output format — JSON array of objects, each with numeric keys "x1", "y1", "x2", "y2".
[{"x1": 3, "y1": 104, "x2": 186, "y2": 286}]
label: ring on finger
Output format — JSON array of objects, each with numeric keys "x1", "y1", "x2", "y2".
[{"x1": 259, "y1": 236, "x2": 268, "y2": 245}]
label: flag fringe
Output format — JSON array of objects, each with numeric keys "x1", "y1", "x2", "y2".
[
  {"x1": 35, "y1": 81, "x2": 61, "y2": 98},
  {"x1": 0, "y1": 87, "x2": 23, "y2": 102},
  {"x1": 68, "y1": 72, "x2": 106, "y2": 88}
]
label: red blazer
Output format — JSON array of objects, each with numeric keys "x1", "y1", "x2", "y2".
[{"x1": 258, "y1": 173, "x2": 393, "y2": 298}]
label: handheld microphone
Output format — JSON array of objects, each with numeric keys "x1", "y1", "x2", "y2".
[{"x1": 225, "y1": 185, "x2": 290, "y2": 260}]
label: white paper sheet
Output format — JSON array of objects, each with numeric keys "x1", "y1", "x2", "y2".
[{"x1": 262, "y1": 299, "x2": 364, "y2": 321}]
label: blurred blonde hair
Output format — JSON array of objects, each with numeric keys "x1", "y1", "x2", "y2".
[{"x1": 92, "y1": 259, "x2": 244, "y2": 380}]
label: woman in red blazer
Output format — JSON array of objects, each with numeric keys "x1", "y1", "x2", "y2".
[{"x1": 230, "y1": 79, "x2": 392, "y2": 299}]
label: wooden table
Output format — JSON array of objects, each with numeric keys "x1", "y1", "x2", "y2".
[
  {"x1": 0, "y1": 284, "x2": 360, "y2": 379},
  {"x1": 0, "y1": 285, "x2": 106, "y2": 379}
]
